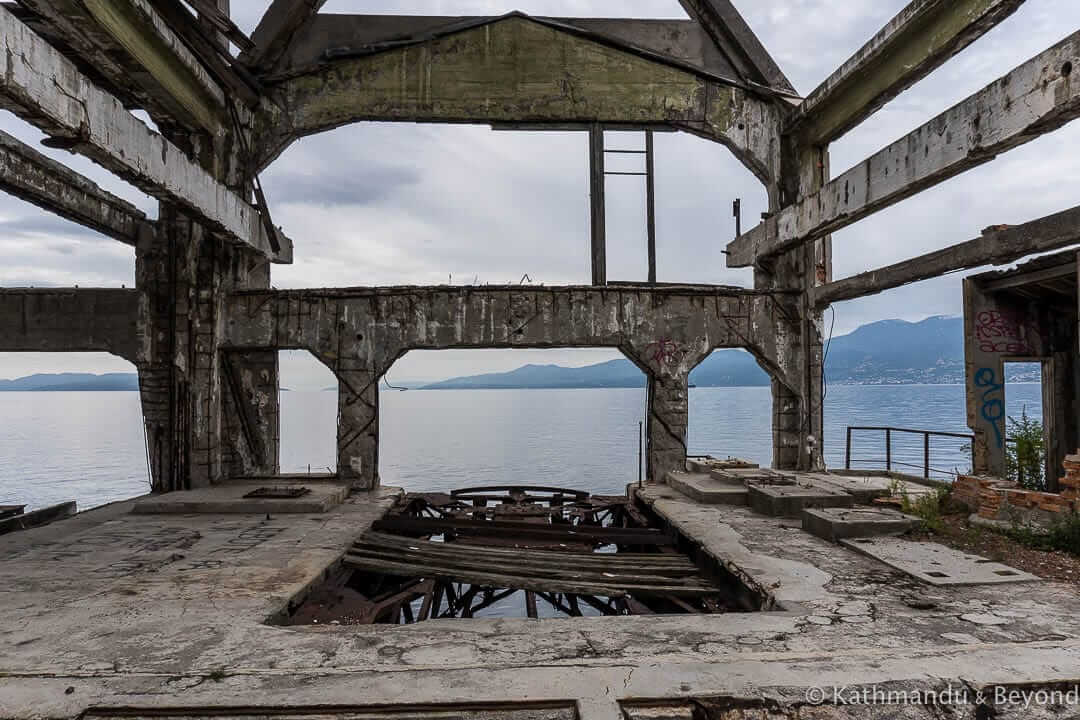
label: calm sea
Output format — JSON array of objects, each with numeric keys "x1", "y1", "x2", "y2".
[{"x1": 0, "y1": 384, "x2": 1043, "y2": 511}]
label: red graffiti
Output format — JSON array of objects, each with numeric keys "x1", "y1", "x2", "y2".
[
  {"x1": 975, "y1": 310, "x2": 1042, "y2": 354},
  {"x1": 647, "y1": 338, "x2": 684, "y2": 366}
]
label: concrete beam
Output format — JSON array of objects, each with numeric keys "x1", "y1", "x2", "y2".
[
  {"x1": 676, "y1": 0, "x2": 796, "y2": 95},
  {"x1": 809, "y1": 204, "x2": 1080, "y2": 306},
  {"x1": 788, "y1": 0, "x2": 1025, "y2": 145},
  {"x1": 261, "y1": 15, "x2": 780, "y2": 184},
  {"x1": 15, "y1": 0, "x2": 226, "y2": 134},
  {"x1": 80, "y1": 0, "x2": 227, "y2": 134},
  {"x1": 0, "y1": 288, "x2": 144, "y2": 362},
  {"x1": 0, "y1": 4, "x2": 292, "y2": 263},
  {"x1": 244, "y1": 0, "x2": 327, "y2": 72},
  {"x1": 728, "y1": 29, "x2": 1080, "y2": 267},
  {"x1": 0, "y1": 129, "x2": 147, "y2": 245}
]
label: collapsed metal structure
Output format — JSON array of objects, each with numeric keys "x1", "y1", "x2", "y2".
[{"x1": 0, "y1": 0, "x2": 1076, "y2": 491}]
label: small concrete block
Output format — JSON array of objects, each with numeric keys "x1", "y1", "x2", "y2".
[
  {"x1": 748, "y1": 482, "x2": 853, "y2": 517},
  {"x1": 840, "y1": 537, "x2": 1039, "y2": 586},
  {"x1": 664, "y1": 471, "x2": 748, "y2": 506},
  {"x1": 802, "y1": 507, "x2": 919, "y2": 542},
  {"x1": 133, "y1": 481, "x2": 349, "y2": 514},
  {"x1": 686, "y1": 456, "x2": 759, "y2": 474}
]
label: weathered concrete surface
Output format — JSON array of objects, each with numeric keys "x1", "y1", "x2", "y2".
[
  {"x1": 0, "y1": 129, "x2": 148, "y2": 245},
  {"x1": 132, "y1": 480, "x2": 348, "y2": 514},
  {"x1": 802, "y1": 507, "x2": 920, "y2": 542},
  {"x1": 841, "y1": 537, "x2": 1040, "y2": 586},
  {"x1": 224, "y1": 285, "x2": 813, "y2": 484},
  {"x1": 0, "y1": 4, "x2": 289, "y2": 262},
  {"x1": 729, "y1": 27, "x2": 1080, "y2": 266},
  {"x1": 748, "y1": 480, "x2": 854, "y2": 517},
  {"x1": 664, "y1": 470, "x2": 748, "y2": 505},
  {"x1": 787, "y1": 0, "x2": 1026, "y2": 145},
  {"x1": 3, "y1": 484, "x2": 1080, "y2": 718},
  {"x1": 259, "y1": 15, "x2": 782, "y2": 185},
  {"x1": 0, "y1": 288, "x2": 145, "y2": 362}
]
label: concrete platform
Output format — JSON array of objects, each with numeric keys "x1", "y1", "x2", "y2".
[
  {"x1": 840, "y1": 536, "x2": 1040, "y2": 586},
  {"x1": 802, "y1": 507, "x2": 920, "y2": 542},
  {"x1": 132, "y1": 480, "x2": 349, "y2": 514},
  {"x1": 2, "y1": 480, "x2": 1079, "y2": 719},
  {"x1": 686, "y1": 456, "x2": 758, "y2": 473},
  {"x1": 665, "y1": 470, "x2": 747, "y2": 505},
  {"x1": 747, "y1": 480, "x2": 854, "y2": 517}
]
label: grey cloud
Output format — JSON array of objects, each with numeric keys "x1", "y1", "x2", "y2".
[{"x1": 265, "y1": 164, "x2": 422, "y2": 207}]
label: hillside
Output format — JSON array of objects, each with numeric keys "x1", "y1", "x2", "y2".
[
  {"x1": 422, "y1": 316, "x2": 971, "y2": 389},
  {"x1": 0, "y1": 373, "x2": 140, "y2": 391}
]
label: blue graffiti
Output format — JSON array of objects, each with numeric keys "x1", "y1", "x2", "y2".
[{"x1": 974, "y1": 367, "x2": 1004, "y2": 448}]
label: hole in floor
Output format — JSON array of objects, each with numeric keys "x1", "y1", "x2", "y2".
[{"x1": 283, "y1": 485, "x2": 769, "y2": 624}]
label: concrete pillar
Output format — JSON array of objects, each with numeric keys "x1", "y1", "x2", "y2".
[
  {"x1": 222, "y1": 350, "x2": 280, "y2": 477},
  {"x1": 646, "y1": 372, "x2": 690, "y2": 482},
  {"x1": 335, "y1": 366, "x2": 380, "y2": 489},
  {"x1": 771, "y1": 379, "x2": 801, "y2": 470}
]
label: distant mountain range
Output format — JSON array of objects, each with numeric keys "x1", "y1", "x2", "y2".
[
  {"x1": 423, "y1": 316, "x2": 980, "y2": 389},
  {"x1": 0, "y1": 373, "x2": 139, "y2": 391},
  {"x1": 0, "y1": 317, "x2": 1040, "y2": 391}
]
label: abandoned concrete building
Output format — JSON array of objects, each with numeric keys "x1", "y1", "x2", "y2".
[{"x1": 3, "y1": 0, "x2": 1080, "y2": 717}]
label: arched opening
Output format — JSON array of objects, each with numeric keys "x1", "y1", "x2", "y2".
[
  {"x1": 0, "y1": 352, "x2": 146, "y2": 512},
  {"x1": 686, "y1": 348, "x2": 773, "y2": 467},
  {"x1": 261, "y1": 123, "x2": 767, "y2": 290},
  {"x1": 378, "y1": 348, "x2": 647, "y2": 493},
  {"x1": 278, "y1": 350, "x2": 338, "y2": 474}
]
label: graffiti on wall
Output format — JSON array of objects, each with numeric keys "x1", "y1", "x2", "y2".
[
  {"x1": 646, "y1": 338, "x2": 686, "y2": 368},
  {"x1": 975, "y1": 310, "x2": 1043, "y2": 354},
  {"x1": 974, "y1": 367, "x2": 1005, "y2": 448}
]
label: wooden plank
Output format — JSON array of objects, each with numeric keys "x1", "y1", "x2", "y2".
[
  {"x1": 0, "y1": 129, "x2": 147, "y2": 244},
  {"x1": 788, "y1": 0, "x2": 1026, "y2": 145},
  {"x1": 372, "y1": 515, "x2": 673, "y2": 545},
  {"x1": 809, "y1": 204, "x2": 1080, "y2": 306},
  {"x1": 358, "y1": 532, "x2": 694, "y2": 569},
  {"x1": 348, "y1": 546, "x2": 702, "y2": 582},
  {"x1": 0, "y1": 501, "x2": 75, "y2": 535},
  {"x1": 727, "y1": 29, "x2": 1080, "y2": 267},
  {"x1": 342, "y1": 555, "x2": 719, "y2": 598},
  {"x1": 0, "y1": 4, "x2": 291, "y2": 263}
]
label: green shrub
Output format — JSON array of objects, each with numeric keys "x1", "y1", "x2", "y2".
[
  {"x1": 901, "y1": 486, "x2": 951, "y2": 534},
  {"x1": 1006, "y1": 512, "x2": 1080, "y2": 556},
  {"x1": 1006, "y1": 407, "x2": 1046, "y2": 491}
]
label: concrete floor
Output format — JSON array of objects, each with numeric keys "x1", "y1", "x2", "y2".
[{"x1": 2, "y1": 476, "x2": 1080, "y2": 719}]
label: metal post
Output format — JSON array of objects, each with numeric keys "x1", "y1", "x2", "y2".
[
  {"x1": 885, "y1": 428, "x2": 892, "y2": 472},
  {"x1": 645, "y1": 130, "x2": 656, "y2": 284},
  {"x1": 638, "y1": 420, "x2": 644, "y2": 487},
  {"x1": 588, "y1": 124, "x2": 606, "y2": 285},
  {"x1": 924, "y1": 432, "x2": 931, "y2": 479},
  {"x1": 845, "y1": 427, "x2": 852, "y2": 469}
]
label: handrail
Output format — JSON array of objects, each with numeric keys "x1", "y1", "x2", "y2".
[{"x1": 845, "y1": 426, "x2": 975, "y2": 479}]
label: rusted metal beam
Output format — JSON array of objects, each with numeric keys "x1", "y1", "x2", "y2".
[
  {"x1": 728, "y1": 29, "x2": 1080, "y2": 267},
  {"x1": 809, "y1": 204, "x2": 1080, "y2": 307},
  {"x1": 0, "y1": 4, "x2": 291, "y2": 262},
  {"x1": 788, "y1": 0, "x2": 1026, "y2": 145},
  {"x1": 0, "y1": 129, "x2": 146, "y2": 245}
]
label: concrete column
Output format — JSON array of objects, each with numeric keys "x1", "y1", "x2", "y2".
[
  {"x1": 222, "y1": 350, "x2": 280, "y2": 477},
  {"x1": 771, "y1": 379, "x2": 801, "y2": 470},
  {"x1": 335, "y1": 366, "x2": 380, "y2": 489},
  {"x1": 646, "y1": 372, "x2": 690, "y2": 483}
]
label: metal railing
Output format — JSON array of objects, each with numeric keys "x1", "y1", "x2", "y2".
[{"x1": 844, "y1": 426, "x2": 975, "y2": 479}]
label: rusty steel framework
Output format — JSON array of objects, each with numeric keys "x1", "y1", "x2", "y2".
[{"x1": 0, "y1": 0, "x2": 1077, "y2": 494}]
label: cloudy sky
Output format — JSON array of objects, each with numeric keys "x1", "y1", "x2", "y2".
[{"x1": 1, "y1": 0, "x2": 1079, "y2": 387}]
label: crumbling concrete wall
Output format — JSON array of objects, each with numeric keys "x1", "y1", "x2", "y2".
[
  {"x1": 225, "y1": 285, "x2": 808, "y2": 487},
  {"x1": 963, "y1": 272, "x2": 1078, "y2": 485}
]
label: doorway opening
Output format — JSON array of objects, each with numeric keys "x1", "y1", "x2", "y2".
[
  {"x1": 1004, "y1": 361, "x2": 1046, "y2": 490},
  {"x1": 278, "y1": 350, "x2": 338, "y2": 474},
  {"x1": 687, "y1": 349, "x2": 771, "y2": 467}
]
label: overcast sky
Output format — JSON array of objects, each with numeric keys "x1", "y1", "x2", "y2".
[{"x1": 1, "y1": 0, "x2": 1079, "y2": 387}]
